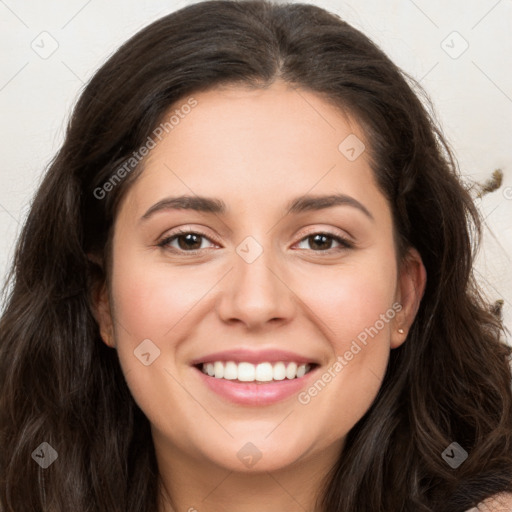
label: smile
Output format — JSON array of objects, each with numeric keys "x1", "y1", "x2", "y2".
[
  {"x1": 193, "y1": 361, "x2": 320, "y2": 406},
  {"x1": 198, "y1": 360, "x2": 316, "y2": 382}
]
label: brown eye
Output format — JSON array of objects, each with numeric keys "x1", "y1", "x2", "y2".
[
  {"x1": 158, "y1": 230, "x2": 216, "y2": 253},
  {"x1": 295, "y1": 232, "x2": 353, "y2": 252}
]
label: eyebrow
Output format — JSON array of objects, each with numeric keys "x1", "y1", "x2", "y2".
[{"x1": 140, "y1": 193, "x2": 374, "y2": 222}]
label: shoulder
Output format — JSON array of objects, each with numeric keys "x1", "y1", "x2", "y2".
[{"x1": 466, "y1": 492, "x2": 512, "y2": 511}]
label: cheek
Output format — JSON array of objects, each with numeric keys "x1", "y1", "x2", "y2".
[
  {"x1": 294, "y1": 250, "x2": 398, "y2": 431},
  {"x1": 106, "y1": 247, "x2": 210, "y2": 427},
  {"x1": 106, "y1": 244, "x2": 233, "y2": 415},
  {"x1": 296, "y1": 249, "x2": 398, "y2": 347},
  {"x1": 110, "y1": 244, "x2": 217, "y2": 339}
]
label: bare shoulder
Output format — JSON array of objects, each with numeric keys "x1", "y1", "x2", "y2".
[{"x1": 467, "y1": 492, "x2": 512, "y2": 511}]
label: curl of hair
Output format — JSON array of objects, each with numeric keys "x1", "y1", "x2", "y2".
[{"x1": 1, "y1": 1, "x2": 511, "y2": 511}]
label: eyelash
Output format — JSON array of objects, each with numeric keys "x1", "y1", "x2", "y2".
[{"x1": 157, "y1": 228, "x2": 354, "y2": 255}]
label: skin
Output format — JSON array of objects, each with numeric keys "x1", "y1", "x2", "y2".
[{"x1": 92, "y1": 78, "x2": 426, "y2": 512}]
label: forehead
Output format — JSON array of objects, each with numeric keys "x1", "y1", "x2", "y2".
[{"x1": 117, "y1": 80, "x2": 389, "y2": 223}]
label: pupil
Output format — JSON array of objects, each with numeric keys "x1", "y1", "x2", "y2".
[
  {"x1": 179, "y1": 234, "x2": 201, "y2": 250},
  {"x1": 310, "y1": 234, "x2": 331, "y2": 250}
]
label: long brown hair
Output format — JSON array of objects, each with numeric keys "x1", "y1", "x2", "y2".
[{"x1": 1, "y1": 1, "x2": 511, "y2": 510}]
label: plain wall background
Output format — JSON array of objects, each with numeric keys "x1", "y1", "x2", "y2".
[{"x1": 1, "y1": 0, "x2": 511, "y2": 340}]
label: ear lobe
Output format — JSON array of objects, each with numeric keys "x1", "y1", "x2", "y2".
[{"x1": 390, "y1": 247, "x2": 427, "y2": 349}]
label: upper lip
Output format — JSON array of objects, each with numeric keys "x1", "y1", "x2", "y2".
[{"x1": 190, "y1": 348, "x2": 320, "y2": 366}]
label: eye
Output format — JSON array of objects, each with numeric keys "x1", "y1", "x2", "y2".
[
  {"x1": 294, "y1": 231, "x2": 354, "y2": 252},
  {"x1": 157, "y1": 229, "x2": 218, "y2": 253}
]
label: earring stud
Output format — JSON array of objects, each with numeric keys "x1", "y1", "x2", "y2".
[{"x1": 398, "y1": 328, "x2": 404, "y2": 334}]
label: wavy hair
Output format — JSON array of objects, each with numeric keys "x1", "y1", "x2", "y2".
[{"x1": 1, "y1": 1, "x2": 511, "y2": 510}]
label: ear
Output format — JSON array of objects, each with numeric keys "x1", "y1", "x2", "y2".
[
  {"x1": 390, "y1": 247, "x2": 427, "y2": 349},
  {"x1": 87, "y1": 254, "x2": 116, "y2": 349}
]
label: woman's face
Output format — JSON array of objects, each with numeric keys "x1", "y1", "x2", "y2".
[{"x1": 94, "y1": 79, "x2": 425, "y2": 475}]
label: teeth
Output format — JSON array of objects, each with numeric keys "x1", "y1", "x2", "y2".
[
  {"x1": 224, "y1": 361, "x2": 237, "y2": 380},
  {"x1": 200, "y1": 361, "x2": 312, "y2": 382},
  {"x1": 286, "y1": 362, "x2": 297, "y2": 379}
]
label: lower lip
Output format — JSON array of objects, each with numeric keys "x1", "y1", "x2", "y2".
[{"x1": 193, "y1": 365, "x2": 319, "y2": 406}]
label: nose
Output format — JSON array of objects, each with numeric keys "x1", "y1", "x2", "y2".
[{"x1": 215, "y1": 240, "x2": 296, "y2": 330}]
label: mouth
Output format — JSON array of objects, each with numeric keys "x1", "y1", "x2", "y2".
[
  {"x1": 192, "y1": 361, "x2": 320, "y2": 384},
  {"x1": 189, "y1": 348, "x2": 322, "y2": 405},
  {"x1": 192, "y1": 360, "x2": 321, "y2": 405}
]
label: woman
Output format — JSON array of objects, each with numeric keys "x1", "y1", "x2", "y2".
[{"x1": 1, "y1": 1, "x2": 511, "y2": 511}]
